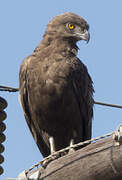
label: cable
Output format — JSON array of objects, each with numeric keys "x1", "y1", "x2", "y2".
[
  {"x1": 1, "y1": 85, "x2": 122, "y2": 109},
  {"x1": 0, "y1": 85, "x2": 19, "y2": 92},
  {"x1": 94, "y1": 101, "x2": 122, "y2": 109}
]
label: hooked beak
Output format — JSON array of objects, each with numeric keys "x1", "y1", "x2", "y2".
[{"x1": 75, "y1": 30, "x2": 90, "y2": 43}]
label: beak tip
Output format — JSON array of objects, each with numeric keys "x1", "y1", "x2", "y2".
[
  {"x1": 79, "y1": 30, "x2": 90, "y2": 43},
  {"x1": 85, "y1": 31, "x2": 90, "y2": 43},
  {"x1": 86, "y1": 34, "x2": 90, "y2": 43},
  {"x1": 74, "y1": 30, "x2": 90, "y2": 43}
]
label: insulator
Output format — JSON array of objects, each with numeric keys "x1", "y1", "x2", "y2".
[
  {"x1": 0, "y1": 96, "x2": 7, "y2": 175},
  {"x1": 0, "y1": 110, "x2": 7, "y2": 122},
  {"x1": 0, "y1": 97, "x2": 7, "y2": 110},
  {"x1": 0, "y1": 133, "x2": 6, "y2": 144},
  {"x1": 0, "y1": 122, "x2": 6, "y2": 133},
  {"x1": 0, "y1": 144, "x2": 4, "y2": 153},
  {"x1": 0, "y1": 154, "x2": 4, "y2": 164},
  {"x1": 0, "y1": 165, "x2": 4, "y2": 175}
]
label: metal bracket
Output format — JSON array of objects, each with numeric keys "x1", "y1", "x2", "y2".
[
  {"x1": 17, "y1": 169, "x2": 41, "y2": 180},
  {"x1": 15, "y1": 170, "x2": 28, "y2": 180},
  {"x1": 113, "y1": 124, "x2": 122, "y2": 146},
  {"x1": 28, "y1": 170, "x2": 41, "y2": 179}
]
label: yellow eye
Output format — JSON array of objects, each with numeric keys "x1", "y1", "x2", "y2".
[{"x1": 67, "y1": 23, "x2": 75, "y2": 30}]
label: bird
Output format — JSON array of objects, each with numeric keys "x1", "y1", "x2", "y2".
[{"x1": 19, "y1": 12, "x2": 94, "y2": 158}]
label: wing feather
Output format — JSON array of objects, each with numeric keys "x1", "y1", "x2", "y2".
[
  {"x1": 71, "y1": 59, "x2": 94, "y2": 141},
  {"x1": 19, "y1": 57, "x2": 50, "y2": 157}
]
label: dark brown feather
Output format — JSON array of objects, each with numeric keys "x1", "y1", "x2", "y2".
[{"x1": 19, "y1": 12, "x2": 94, "y2": 157}]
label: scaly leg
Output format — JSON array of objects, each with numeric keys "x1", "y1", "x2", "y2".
[
  {"x1": 69, "y1": 130, "x2": 77, "y2": 153},
  {"x1": 42, "y1": 136, "x2": 57, "y2": 168},
  {"x1": 49, "y1": 136, "x2": 56, "y2": 154}
]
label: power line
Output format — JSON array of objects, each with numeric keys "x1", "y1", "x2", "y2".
[
  {"x1": 0, "y1": 85, "x2": 122, "y2": 109},
  {"x1": 94, "y1": 101, "x2": 122, "y2": 109},
  {"x1": 0, "y1": 85, "x2": 18, "y2": 92}
]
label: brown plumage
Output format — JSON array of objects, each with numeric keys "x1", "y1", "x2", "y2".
[{"x1": 19, "y1": 12, "x2": 94, "y2": 157}]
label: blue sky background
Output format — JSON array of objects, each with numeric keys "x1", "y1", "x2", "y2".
[{"x1": 1, "y1": 0, "x2": 122, "y2": 179}]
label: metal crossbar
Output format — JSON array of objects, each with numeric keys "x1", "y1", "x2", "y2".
[{"x1": 25, "y1": 131, "x2": 113, "y2": 174}]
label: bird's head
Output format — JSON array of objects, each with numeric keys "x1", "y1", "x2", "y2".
[{"x1": 44, "y1": 12, "x2": 90, "y2": 43}]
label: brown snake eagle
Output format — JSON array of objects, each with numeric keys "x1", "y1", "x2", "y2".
[{"x1": 19, "y1": 12, "x2": 94, "y2": 157}]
